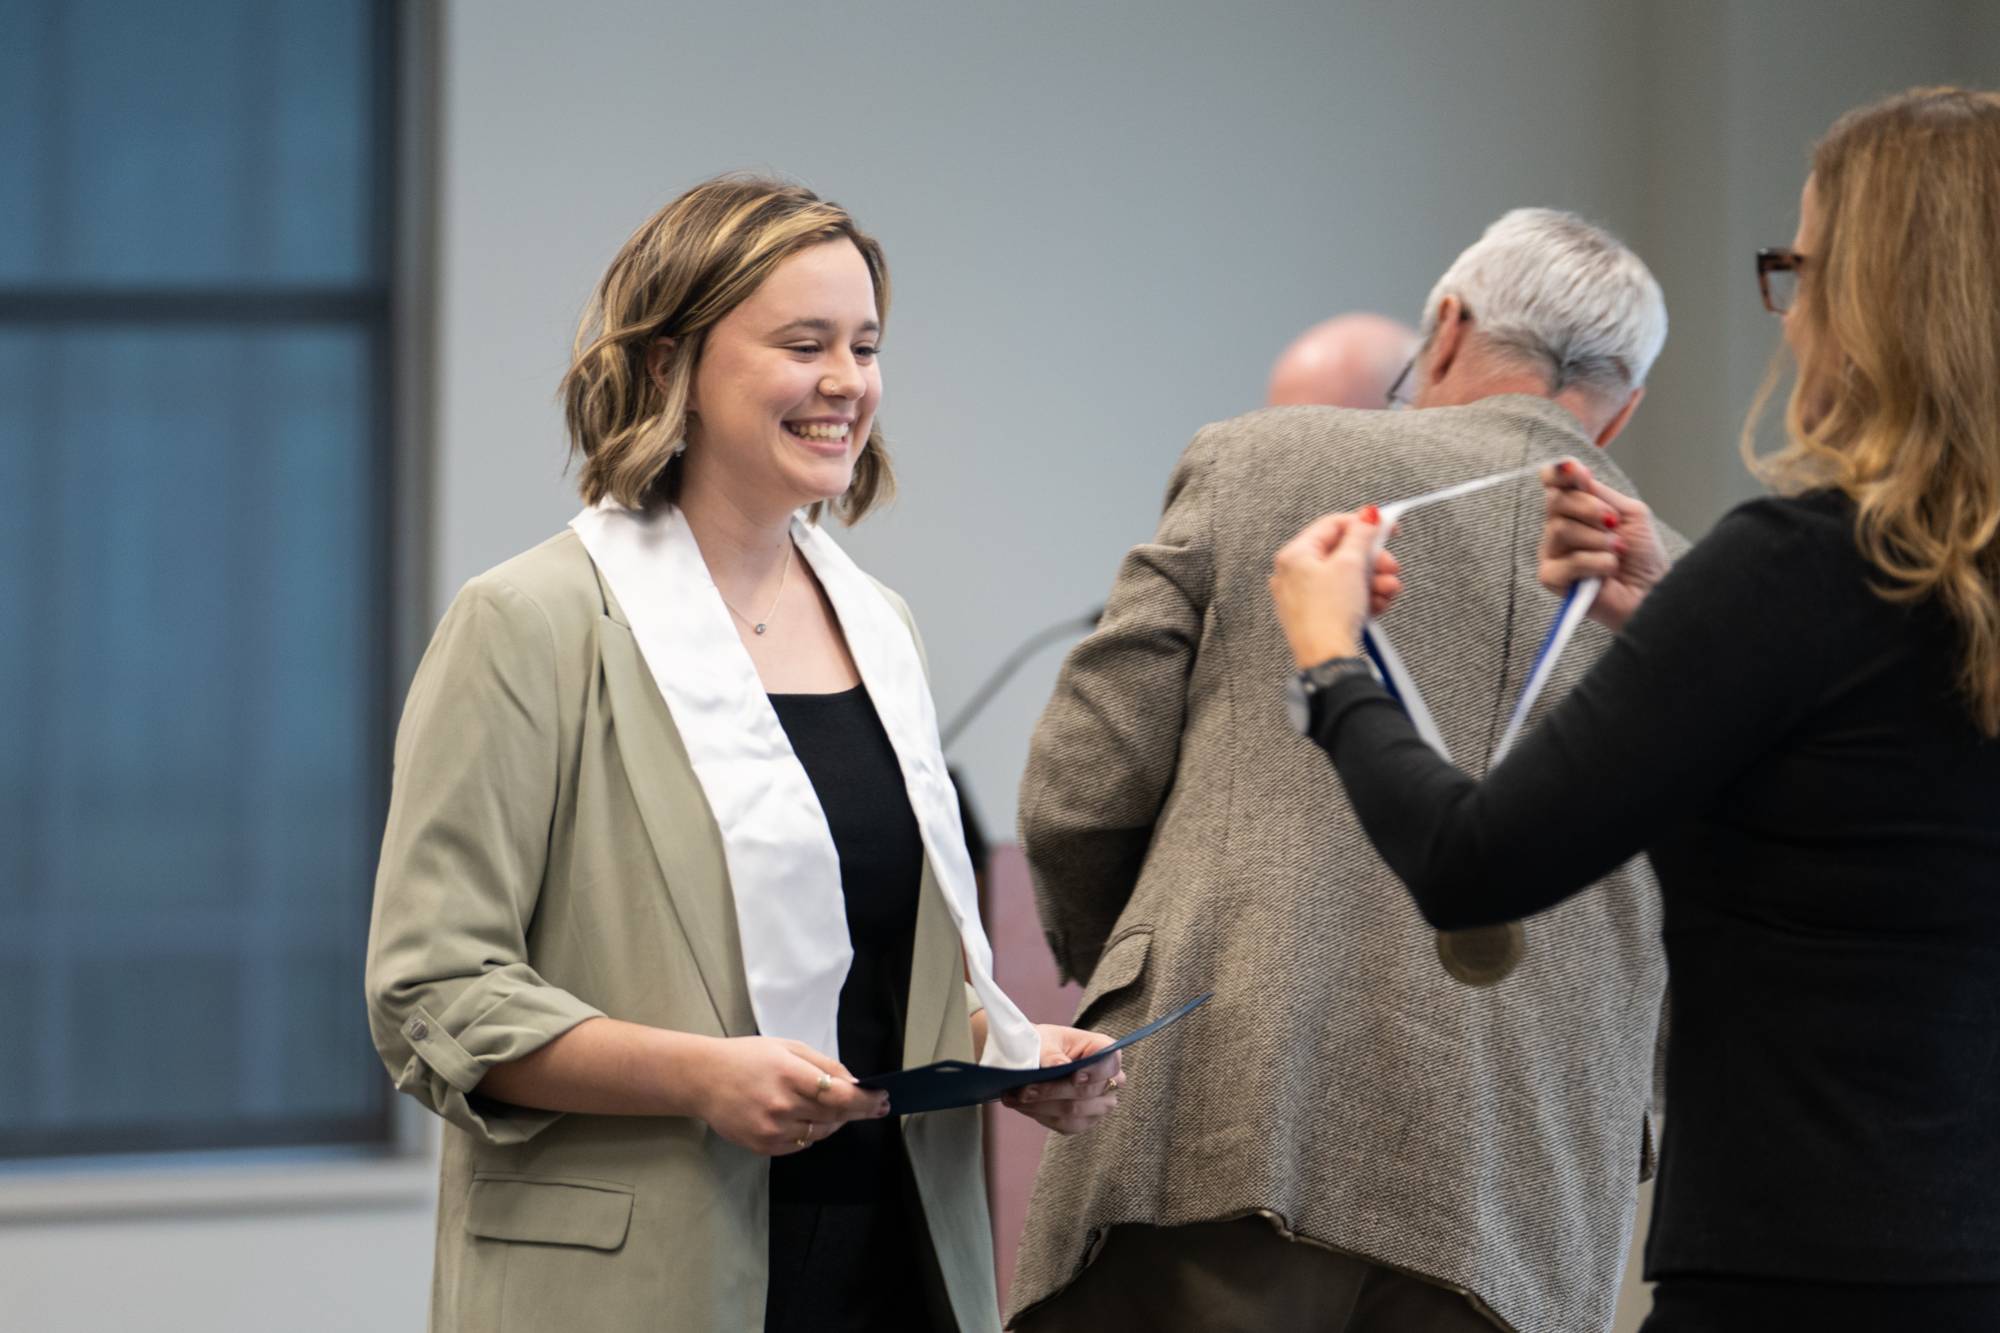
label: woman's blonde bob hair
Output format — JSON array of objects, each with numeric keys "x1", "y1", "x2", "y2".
[
  {"x1": 1745, "y1": 87, "x2": 2000, "y2": 734},
  {"x1": 561, "y1": 174, "x2": 893, "y2": 523}
]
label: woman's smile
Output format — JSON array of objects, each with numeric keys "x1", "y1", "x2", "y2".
[{"x1": 784, "y1": 417, "x2": 854, "y2": 453}]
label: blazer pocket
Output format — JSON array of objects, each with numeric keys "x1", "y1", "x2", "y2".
[
  {"x1": 1076, "y1": 927, "x2": 1151, "y2": 1030},
  {"x1": 465, "y1": 1174, "x2": 635, "y2": 1252}
]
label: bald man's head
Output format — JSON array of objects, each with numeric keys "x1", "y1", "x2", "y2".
[{"x1": 1266, "y1": 313, "x2": 1420, "y2": 409}]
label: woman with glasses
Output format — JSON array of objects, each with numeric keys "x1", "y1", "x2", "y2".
[{"x1": 1269, "y1": 87, "x2": 2000, "y2": 1331}]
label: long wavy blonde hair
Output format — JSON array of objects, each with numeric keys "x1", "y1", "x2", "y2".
[
  {"x1": 560, "y1": 174, "x2": 894, "y2": 523},
  {"x1": 1745, "y1": 87, "x2": 2000, "y2": 734}
]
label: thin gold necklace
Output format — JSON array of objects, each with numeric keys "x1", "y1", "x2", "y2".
[{"x1": 717, "y1": 541, "x2": 794, "y2": 636}]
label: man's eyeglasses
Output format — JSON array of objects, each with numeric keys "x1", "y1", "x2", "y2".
[
  {"x1": 1757, "y1": 248, "x2": 1806, "y2": 315},
  {"x1": 1385, "y1": 357, "x2": 1416, "y2": 409},
  {"x1": 1387, "y1": 307, "x2": 1471, "y2": 408}
]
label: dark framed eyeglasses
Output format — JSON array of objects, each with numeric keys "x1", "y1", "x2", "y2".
[
  {"x1": 1385, "y1": 306, "x2": 1470, "y2": 409},
  {"x1": 1757, "y1": 248, "x2": 1806, "y2": 315},
  {"x1": 1385, "y1": 357, "x2": 1416, "y2": 409}
]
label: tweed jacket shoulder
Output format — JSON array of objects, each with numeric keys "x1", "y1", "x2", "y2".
[
  {"x1": 1011, "y1": 398, "x2": 1675, "y2": 1333},
  {"x1": 365, "y1": 529, "x2": 998, "y2": 1333}
]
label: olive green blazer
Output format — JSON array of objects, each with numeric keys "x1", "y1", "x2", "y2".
[{"x1": 365, "y1": 529, "x2": 997, "y2": 1333}]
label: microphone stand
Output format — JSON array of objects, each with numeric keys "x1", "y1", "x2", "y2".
[
  {"x1": 941, "y1": 608, "x2": 1102, "y2": 751},
  {"x1": 940, "y1": 607, "x2": 1102, "y2": 905}
]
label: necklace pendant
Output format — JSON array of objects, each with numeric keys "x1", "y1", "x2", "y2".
[{"x1": 754, "y1": 623, "x2": 767, "y2": 635}]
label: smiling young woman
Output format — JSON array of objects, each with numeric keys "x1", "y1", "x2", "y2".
[
  {"x1": 562, "y1": 176, "x2": 896, "y2": 526},
  {"x1": 366, "y1": 176, "x2": 1123, "y2": 1333}
]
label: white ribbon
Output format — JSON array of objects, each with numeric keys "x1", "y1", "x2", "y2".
[
  {"x1": 1360, "y1": 464, "x2": 1601, "y2": 766},
  {"x1": 569, "y1": 503, "x2": 1041, "y2": 1071}
]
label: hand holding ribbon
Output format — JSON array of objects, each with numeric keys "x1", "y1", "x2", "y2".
[
  {"x1": 1269, "y1": 507, "x2": 1403, "y2": 668},
  {"x1": 1270, "y1": 467, "x2": 1615, "y2": 990},
  {"x1": 1539, "y1": 458, "x2": 1669, "y2": 632}
]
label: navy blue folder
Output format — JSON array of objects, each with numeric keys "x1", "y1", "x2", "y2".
[{"x1": 856, "y1": 992, "x2": 1212, "y2": 1114}]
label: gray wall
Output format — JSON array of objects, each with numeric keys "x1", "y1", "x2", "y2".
[
  {"x1": 440, "y1": 0, "x2": 1665, "y2": 846},
  {"x1": 4, "y1": 4, "x2": 1992, "y2": 1329},
  {"x1": 1624, "y1": 0, "x2": 2000, "y2": 532},
  {"x1": 2, "y1": 1187, "x2": 435, "y2": 1332},
  {"x1": 433, "y1": 0, "x2": 1997, "y2": 846}
]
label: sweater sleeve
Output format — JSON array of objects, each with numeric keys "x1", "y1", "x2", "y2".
[
  {"x1": 1311, "y1": 498, "x2": 1841, "y2": 928},
  {"x1": 1018, "y1": 427, "x2": 1218, "y2": 983}
]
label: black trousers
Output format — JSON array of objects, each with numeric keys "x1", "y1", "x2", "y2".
[
  {"x1": 1643, "y1": 1276, "x2": 2000, "y2": 1333},
  {"x1": 764, "y1": 1150, "x2": 956, "y2": 1333}
]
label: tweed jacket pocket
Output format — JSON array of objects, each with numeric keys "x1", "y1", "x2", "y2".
[
  {"x1": 1076, "y1": 928, "x2": 1152, "y2": 1029},
  {"x1": 465, "y1": 1174, "x2": 635, "y2": 1251}
]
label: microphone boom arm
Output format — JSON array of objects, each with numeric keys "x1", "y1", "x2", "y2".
[{"x1": 939, "y1": 607, "x2": 1101, "y2": 751}]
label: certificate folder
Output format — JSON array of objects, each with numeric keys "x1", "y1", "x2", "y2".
[{"x1": 857, "y1": 992, "x2": 1212, "y2": 1114}]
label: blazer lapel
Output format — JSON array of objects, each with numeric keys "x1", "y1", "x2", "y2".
[
  {"x1": 595, "y1": 606, "x2": 758, "y2": 1038},
  {"x1": 602, "y1": 614, "x2": 962, "y2": 1065},
  {"x1": 904, "y1": 856, "x2": 960, "y2": 1067}
]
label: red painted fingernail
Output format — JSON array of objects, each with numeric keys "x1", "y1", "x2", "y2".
[
  {"x1": 1555, "y1": 460, "x2": 1573, "y2": 477},
  {"x1": 1360, "y1": 504, "x2": 1381, "y2": 524},
  {"x1": 1602, "y1": 512, "x2": 1619, "y2": 530}
]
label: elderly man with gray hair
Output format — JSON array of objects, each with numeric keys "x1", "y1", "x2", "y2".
[{"x1": 1009, "y1": 209, "x2": 1678, "y2": 1333}]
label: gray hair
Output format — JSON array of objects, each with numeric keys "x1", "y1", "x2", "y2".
[{"x1": 1419, "y1": 207, "x2": 1667, "y2": 398}]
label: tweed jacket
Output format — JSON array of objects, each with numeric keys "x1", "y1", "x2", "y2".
[
  {"x1": 1011, "y1": 398, "x2": 1675, "y2": 1333},
  {"x1": 365, "y1": 530, "x2": 998, "y2": 1333}
]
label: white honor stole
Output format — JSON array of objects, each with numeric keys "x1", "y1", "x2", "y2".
[{"x1": 569, "y1": 501, "x2": 1041, "y2": 1072}]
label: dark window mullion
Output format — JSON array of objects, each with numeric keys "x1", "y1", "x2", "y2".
[
  {"x1": 0, "y1": 290, "x2": 389, "y2": 326},
  {"x1": 360, "y1": 9, "x2": 402, "y2": 1149}
]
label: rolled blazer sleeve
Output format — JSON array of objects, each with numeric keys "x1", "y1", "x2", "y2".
[
  {"x1": 1020, "y1": 428, "x2": 1217, "y2": 984},
  {"x1": 364, "y1": 577, "x2": 604, "y2": 1145}
]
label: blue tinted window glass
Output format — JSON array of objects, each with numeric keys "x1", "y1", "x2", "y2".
[
  {"x1": 70, "y1": 957, "x2": 244, "y2": 1128},
  {"x1": 0, "y1": 0, "x2": 374, "y2": 286},
  {"x1": 1, "y1": 0, "x2": 393, "y2": 1160},
  {"x1": 0, "y1": 970, "x2": 37, "y2": 1126},
  {"x1": 0, "y1": 334, "x2": 35, "y2": 918},
  {"x1": 0, "y1": 326, "x2": 385, "y2": 1155}
]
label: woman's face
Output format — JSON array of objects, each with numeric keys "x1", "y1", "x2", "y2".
[
  {"x1": 684, "y1": 239, "x2": 882, "y2": 515},
  {"x1": 1785, "y1": 175, "x2": 1819, "y2": 360},
  {"x1": 1787, "y1": 174, "x2": 1847, "y2": 431}
]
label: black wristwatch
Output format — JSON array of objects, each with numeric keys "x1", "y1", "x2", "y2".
[{"x1": 1285, "y1": 655, "x2": 1373, "y2": 735}]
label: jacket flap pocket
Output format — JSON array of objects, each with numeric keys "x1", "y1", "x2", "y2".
[
  {"x1": 465, "y1": 1175, "x2": 635, "y2": 1252},
  {"x1": 1077, "y1": 928, "x2": 1151, "y2": 1023}
]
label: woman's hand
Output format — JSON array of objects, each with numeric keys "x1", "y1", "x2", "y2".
[
  {"x1": 1539, "y1": 459, "x2": 1668, "y2": 631},
  {"x1": 688, "y1": 1035, "x2": 889, "y2": 1156},
  {"x1": 1269, "y1": 507, "x2": 1401, "y2": 668},
  {"x1": 999, "y1": 1024, "x2": 1124, "y2": 1135}
]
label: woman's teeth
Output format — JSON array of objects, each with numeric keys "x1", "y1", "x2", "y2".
[{"x1": 787, "y1": 422, "x2": 850, "y2": 441}]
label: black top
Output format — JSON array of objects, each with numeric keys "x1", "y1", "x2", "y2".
[
  {"x1": 765, "y1": 685, "x2": 925, "y2": 1205},
  {"x1": 1311, "y1": 491, "x2": 2000, "y2": 1282}
]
